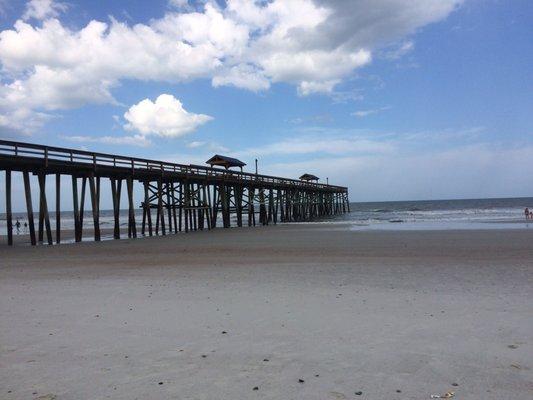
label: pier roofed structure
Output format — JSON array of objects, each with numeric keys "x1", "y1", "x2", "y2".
[{"x1": 0, "y1": 140, "x2": 350, "y2": 246}]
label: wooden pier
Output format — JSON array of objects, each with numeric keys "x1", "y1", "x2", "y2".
[{"x1": 0, "y1": 140, "x2": 349, "y2": 246}]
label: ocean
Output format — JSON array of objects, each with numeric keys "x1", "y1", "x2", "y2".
[
  {"x1": 333, "y1": 197, "x2": 533, "y2": 230},
  {"x1": 1, "y1": 197, "x2": 532, "y2": 237}
]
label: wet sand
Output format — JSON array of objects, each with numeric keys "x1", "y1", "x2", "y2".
[{"x1": 1, "y1": 224, "x2": 532, "y2": 399}]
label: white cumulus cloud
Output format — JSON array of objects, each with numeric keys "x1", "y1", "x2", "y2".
[
  {"x1": 123, "y1": 94, "x2": 213, "y2": 138},
  {"x1": 0, "y1": 0, "x2": 462, "y2": 134}
]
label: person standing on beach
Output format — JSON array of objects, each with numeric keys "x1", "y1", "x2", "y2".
[
  {"x1": 15, "y1": 219, "x2": 21, "y2": 234},
  {"x1": 526, "y1": 208, "x2": 530, "y2": 220}
]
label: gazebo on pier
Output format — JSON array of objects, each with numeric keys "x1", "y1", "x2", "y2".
[
  {"x1": 206, "y1": 154, "x2": 246, "y2": 172},
  {"x1": 299, "y1": 173, "x2": 319, "y2": 182}
]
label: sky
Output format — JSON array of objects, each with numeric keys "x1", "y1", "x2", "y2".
[{"x1": 0, "y1": 0, "x2": 532, "y2": 206}]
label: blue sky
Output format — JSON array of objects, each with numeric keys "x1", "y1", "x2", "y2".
[{"x1": 0, "y1": 0, "x2": 532, "y2": 204}]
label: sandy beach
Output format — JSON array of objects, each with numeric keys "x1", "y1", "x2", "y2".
[{"x1": 1, "y1": 224, "x2": 532, "y2": 399}]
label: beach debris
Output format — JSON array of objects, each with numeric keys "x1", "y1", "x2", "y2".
[
  {"x1": 158, "y1": 382, "x2": 164, "y2": 385},
  {"x1": 253, "y1": 386, "x2": 259, "y2": 391},
  {"x1": 36, "y1": 395, "x2": 56, "y2": 400},
  {"x1": 263, "y1": 358, "x2": 269, "y2": 362},
  {"x1": 430, "y1": 391, "x2": 454, "y2": 398},
  {"x1": 221, "y1": 331, "x2": 227, "y2": 334},
  {"x1": 299, "y1": 379, "x2": 305, "y2": 383},
  {"x1": 355, "y1": 391, "x2": 363, "y2": 395}
]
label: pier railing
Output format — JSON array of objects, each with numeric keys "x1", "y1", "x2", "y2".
[{"x1": 0, "y1": 139, "x2": 346, "y2": 191}]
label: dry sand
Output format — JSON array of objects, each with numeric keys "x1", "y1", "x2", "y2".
[{"x1": 1, "y1": 224, "x2": 532, "y2": 399}]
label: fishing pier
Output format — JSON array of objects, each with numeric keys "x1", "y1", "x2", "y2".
[{"x1": 0, "y1": 140, "x2": 349, "y2": 246}]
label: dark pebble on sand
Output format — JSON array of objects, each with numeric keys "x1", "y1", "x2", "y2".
[
  {"x1": 299, "y1": 379, "x2": 305, "y2": 383},
  {"x1": 263, "y1": 358, "x2": 269, "y2": 362},
  {"x1": 355, "y1": 391, "x2": 363, "y2": 396},
  {"x1": 253, "y1": 386, "x2": 259, "y2": 391},
  {"x1": 222, "y1": 331, "x2": 227, "y2": 334},
  {"x1": 158, "y1": 382, "x2": 163, "y2": 385}
]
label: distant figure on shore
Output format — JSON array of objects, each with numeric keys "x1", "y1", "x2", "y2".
[
  {"x1": 526, "y1": 208, "x2": 530, "y2": 220},
  {"x1": 24, "y1": 221, "x2": 28, "y2": 233},
  {"x1": 15, "y1": 219, "x2": 21, "y2": 234}
]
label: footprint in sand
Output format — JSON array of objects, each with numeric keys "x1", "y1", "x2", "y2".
[{"x1": 329, "y1": 391, "x2": 347, "y2": 399}]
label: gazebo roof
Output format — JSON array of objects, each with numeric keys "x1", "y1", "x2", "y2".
[
  {"x1": 299, "y1": 173, "x2": 319, "y2": 181},
  {"x1": 206, "y1": 154, "x2": 246, "y2": 169}
]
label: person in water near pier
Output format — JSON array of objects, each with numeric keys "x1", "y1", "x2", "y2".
[
  {"x1": 15, "y1": 219, "x2": 21, "y2": 234},
  {"x1": 526, "y1": 208, "x2": 530, "y2": 220}
]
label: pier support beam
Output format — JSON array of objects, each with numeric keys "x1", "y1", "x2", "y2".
[
  {"x1": 55, "y1": 174, "x2": 60, "y2": 244},
  {"x1": 126, "y1": 177, "x2": 137, "y2": 238},
  {"x1": 37, "y1": 173, "x2": 53, "y2": 245},
  {"x1": 72, "y1": 177, "x2": 80, "y2": 242},
  {"x1": 23, "y1": 171, "x2": 36, "y2": 246},
  {"x1": 89, "y1": 174, "x2": 100, "y2": 241},
  {"x1": 110, "y1": 178, "x2": 122, "y2": 240},
  {"x1": 142, "y1": 181, "x2": 153, "y2": 236},
  {"x1": 5, "y1": 170, "x2": 13, "y2": 246}
]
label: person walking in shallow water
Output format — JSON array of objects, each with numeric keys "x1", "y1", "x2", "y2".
[
  {"x1": 526, "y1": 208, "x2": 530, "y2": 220},
  {"x1": 15, "y1": 219, "x2": 21, "y2": 234}
]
